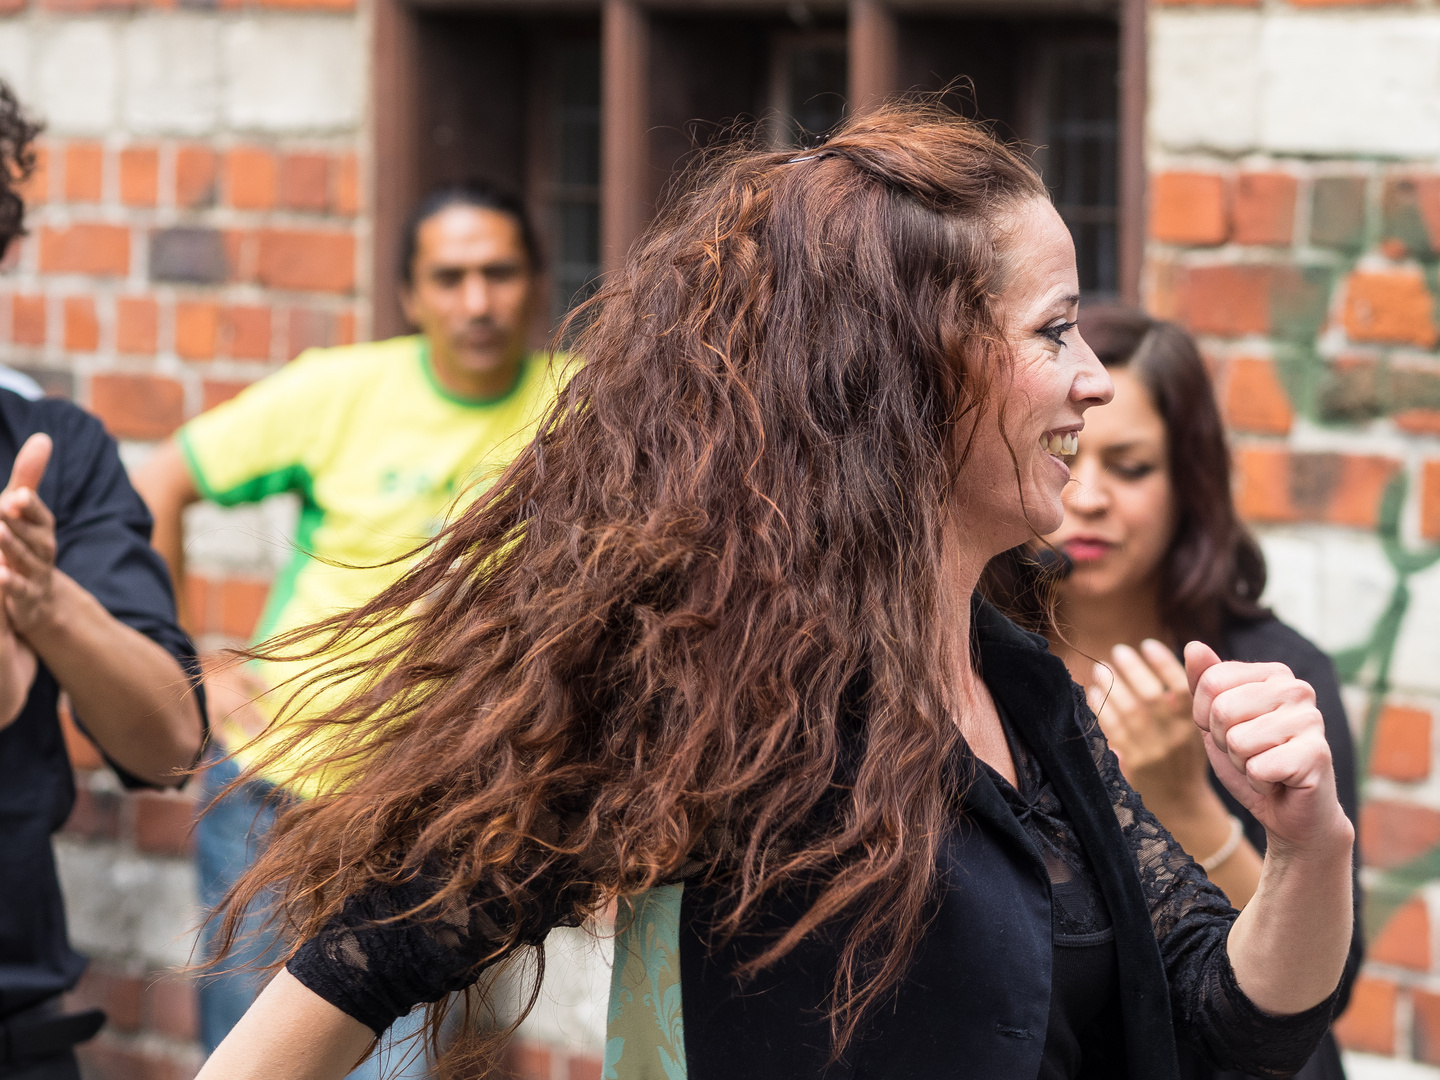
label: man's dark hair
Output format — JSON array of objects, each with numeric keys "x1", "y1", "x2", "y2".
[
  {"x1": 0, "y1": 80, "x2": 42, "y2": 261},
  {"x1": 399, "y1": 181, "x2": 542, "y2": 286}
]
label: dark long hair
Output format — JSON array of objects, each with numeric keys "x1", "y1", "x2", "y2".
[
  {"x1": 217, "y1": 102, "x2": 1048, "y2": 1070},
  {"x1": 985, "y1": 306, "x2": 1267, "y2": 647}
]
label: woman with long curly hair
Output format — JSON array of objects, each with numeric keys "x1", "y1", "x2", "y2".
[{"x1": 197, "y1": 104, "x2": 1353, "y2": 1080}]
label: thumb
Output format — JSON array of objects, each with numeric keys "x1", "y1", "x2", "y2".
[
  {"x1": 1184, "y1": 640, "x2": 1222, "y2": 695},
  {"x1": 6, "y1": 433, "x2": 51, "y2": 496}
]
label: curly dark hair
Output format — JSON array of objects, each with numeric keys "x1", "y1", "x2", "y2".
[
  {"x1": 214, "y1": 101, "x2": 1049, "y2": 1071},
  {"x1": 0, "y1": 79, "x2": 41, "y2": 259}
]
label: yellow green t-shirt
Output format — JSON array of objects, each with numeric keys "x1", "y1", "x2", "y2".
[{"x1": 178, "y1": 334, "x2": 565, "y2": 789}]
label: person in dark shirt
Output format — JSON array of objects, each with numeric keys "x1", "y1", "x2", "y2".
[
  {"x1": 0, "y1": 81, "x2": 206, "y2": 1080},
  {"x1": 1012, "y1": 306, "x2": 1362, "y2": 1080}
]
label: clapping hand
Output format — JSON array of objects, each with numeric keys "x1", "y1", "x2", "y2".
[
  {"x1": 0, "y1": 433, "x2": 48, "y2": 726},
  {"x1": 1088, "y1": 639, "x2": 1209, "y2": 807}
]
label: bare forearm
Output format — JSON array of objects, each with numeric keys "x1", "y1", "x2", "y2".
[
  {"x1": 198, "y1": 968, "x2": 375, "y2": 1080},
  {"x1": 26, "y1": 570, "x2": 202, "y2": 784},
  {"x1": 131, "y1": 440, "x2": 198, "y2": 631},
  {"x1": 1226, "y1": 825, "x2": 1354, "y2": 1016}
]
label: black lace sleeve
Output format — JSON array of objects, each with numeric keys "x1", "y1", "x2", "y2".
[
  {"x1": 1074, "y1": 688, "x2": 1342, "y2": 1077},
  {"x1": 287, "y1": 872, "x2": 582, "y2": 1035}
]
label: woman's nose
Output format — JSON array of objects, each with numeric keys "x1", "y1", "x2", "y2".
[{"x1": 1065, "y1": 458, "x2": 1109, "y2": 516}]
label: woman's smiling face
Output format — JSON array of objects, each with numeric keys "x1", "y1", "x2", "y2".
[{"x1": 955, "y1": 199, "x2": 1113, "y2": 554}]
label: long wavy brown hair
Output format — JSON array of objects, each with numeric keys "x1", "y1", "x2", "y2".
[{"x1": 217, "y1": 102, "x2": 1048, "y2": 1070}]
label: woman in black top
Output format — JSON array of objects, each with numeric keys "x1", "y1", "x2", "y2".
[
  {"x1": 1018, "y1": 307, "x2": 1362, "y2": 1079},
  {"x1": 197, "y1": 105, "x2": 1353, "y2": 1080}
]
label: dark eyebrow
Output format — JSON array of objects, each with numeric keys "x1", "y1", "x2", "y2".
[{"x1": 1099, "y1": 440, "x2": 1161, "y2": 455}]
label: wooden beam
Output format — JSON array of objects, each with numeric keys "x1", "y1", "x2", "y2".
[
  {"x1": 1118, "y1": 0, "x2": 1145, "y2": 306},
  {"x1": 370, "y1": 0, "x2": 423, "y2": 341},
  {"x1": 848, "y1": 0, "x2": 898, "y2": 113},
  {"x1": 602, "y1": 0, "x2": 650, "y2": 273}
]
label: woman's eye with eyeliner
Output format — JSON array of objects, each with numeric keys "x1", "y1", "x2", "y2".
[
  {"x1": 1040, "y1": 320, "x2": 1077, "y2": 346},
  {"x1": 1111, "y1": 462, "x2": 1156, "y2": 481}
]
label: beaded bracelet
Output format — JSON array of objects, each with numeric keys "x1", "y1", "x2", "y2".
[{"x1": 1200, "y1": 815, "x2": 1246, "y2": 873}]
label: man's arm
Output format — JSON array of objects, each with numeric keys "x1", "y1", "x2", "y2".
[
  {"x1": 130, "y1": 439, "x2": 201, "y2": 631},
  {"x1": 2, "y1": 434, "x2": 203, "y2": 784}
]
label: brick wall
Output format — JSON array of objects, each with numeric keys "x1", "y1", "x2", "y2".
[
  {"x1": 1151, "y1": 5, "x2": 1440, "y2": 1076},
  {"x1": 0, "y1": 1, "x2": 368, "y2": 1076}
]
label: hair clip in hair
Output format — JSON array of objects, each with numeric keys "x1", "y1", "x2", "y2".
[{"x1": 785, "y1": 149, "x2": 835, "y2": 165}]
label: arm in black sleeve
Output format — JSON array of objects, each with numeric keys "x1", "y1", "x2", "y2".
[
  {"x1": 40, "y1": 400, "x2": 206, "y2": 788},
  {"x1": 1081, "y1": 694, "x2": 1340, "y2": 1076}
]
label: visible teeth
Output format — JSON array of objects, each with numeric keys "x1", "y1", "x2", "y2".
[{"x1": 1040, "y1": 432, "x2": 1078, "y2": 456}]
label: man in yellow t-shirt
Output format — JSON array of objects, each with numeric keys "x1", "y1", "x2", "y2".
[{"x1": 134, "y1": 184, "x2": 567, "y2": 1072}]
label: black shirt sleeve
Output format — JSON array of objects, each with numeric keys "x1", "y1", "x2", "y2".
[{"x1": 37, "y1": 399, "x2": 206, "y2": 790}]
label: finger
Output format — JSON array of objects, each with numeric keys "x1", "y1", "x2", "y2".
[
  {"x1": 1101, "y1": 668, "x2": 1142, "y2": 733},
  {"x1": 2, "y1": 510, "x2": 54, "y2": 564},
  {"x1": 1111, "y1": 644, "x2": 1167, "y2": 702},
  {"x1": 0, "y1": 523, "x2": 45, "y2": 582},
  {"x1": 1209, "y1": 680, "x2": 1320, "y2": 752},
  {"x1": 1184, "y1": 640, "x2": 1223, "y2": 699},
  {"x1": 3, "y1": 486, "x2": 54, "y2": 530},
  {"x1": 0, "y1": 564, "x2": 41, "y2": 605},
  {"x1": 1141, "y1": 639, "x2": 1189, "y2": 694},
  {"x1": 5, "y1": 433, "x2": 51, "y2": 496},
  {"x1": 1242, "y1": 733, "x2": 1331, "y2": 792},
  {"x1": 1190, "y1": 653, "x2": 1293, "y2": 733}
]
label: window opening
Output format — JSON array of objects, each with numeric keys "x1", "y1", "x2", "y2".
[{"x1": 551, "y1": 40, "x2": 603, "y2": 321}]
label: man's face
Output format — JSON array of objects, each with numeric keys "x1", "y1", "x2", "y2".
[{"x1": 401, "y1": 205, "x2": 537, "y2": 385}]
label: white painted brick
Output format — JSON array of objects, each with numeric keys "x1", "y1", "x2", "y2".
[
  {"x1": 1150, "y1": 11, "x2": 1261, "y2": 154},
  {"x1": 183, "y1": 495, "x2": 299, "y2": 578},
  {"x1": 1343, "y1": 1052, "x2": 1440, "y2": 1080},
  {"x1": 503, "y1": 926, "x2": 611, "y2": 1053},
  {"x1": 54, "y1": 839, "x2": 200, "y2": 970},
  {"x1": 1257, "y1": 529, "x2": 1323, "y2": 641},
  {"x1": 1393, "y1": 560, "x2": 1440, "y2": 694},
  {"x1": 35, "y1": 20, "x2": 120, "y2": 136},
  {"x1": 0, "y1": 23, "x2": 35, "y2": 106},
  {"x1": 122, "y1": 14, "x2": 221, "y2": 136},
  {"x1": 222, "y1": 15, "x2": 362, "y2": 134},
  {"x1": 1318, "y1": 532, "x2": 1396, "y2": 656},
  {"x1": 1259, "y1": 13, "x2": 1440, "y2": 159}
]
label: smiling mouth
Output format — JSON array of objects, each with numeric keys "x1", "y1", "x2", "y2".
[{"x1": 1040, "y1": 431, "x2": 1078, "y2": 457}]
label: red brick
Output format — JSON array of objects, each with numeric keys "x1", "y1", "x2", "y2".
[
  {"x1": 219, "y1": 578, "x2": 270, "y2": 638},
  {"x1": 1414, "y1": 989, "x2": 1440, "y2": 1065},
  {"x1": 333, "y1": 153, "x2": 359, "y2": 215},
  {"x1": 1344, "y1": 270, "x2": 1438, "y2": 346},
  {"x1": 1362, "y1": 800, "x2": 1440, "y2": 869},
  {"x1": 77, "y1": 1039, "x2": 196, "y2": 1080},
  {"x1": 1223, "y1": 356, "x2": 1293, "y2": 435},
  {"x1": 286, "y1": 307, "x2": 335, "y2": 358},
  {"x1": 1373, "y1": 897, "x2": 1430, "y2": 971},
  {"x1": 63, "y1": 141, "x2": 103, "y2": 203},
  {"x1": 224, "y1": 229, "x2": 259, "y2": 283},
  {"x1": 1183, "y1": 265, "x2": 1271, "y2": 337},
  {"x1": 225, "y1": 146, "x2": 277, "y2": 210},
  {"x1": 119, "y1": 146, "x2": 159, "y2": 207},
  {"x1": 18, "y1": 143, "x2": 49, "y2": 205},
  {"x1": 12, "y1": 294, "x2": 45, "y2": 346},
  {"x1": 184, "y1": 573, "x2": 211, "y2": 633},
  {"x1": 258, "y1": 230, "x2": 356, "y2": 293},
  {"x1": 44, "y1": 0, "x2": 137, "y2": 11},
  {"x1": 1234, "y1": 448, "x2": 1401, "y2": 528},
  {"x1": 1334, "y1": 976, "x2": 1397, "y2": 1055},
  {"x1": 1150, "y1": 172, "x2": 1229, "y2": 246},
  {"x1": 143, "y1": 976, "x2": 199, "y2": 1041},
  {"x1": 567, "y1": 1054, "x2": 603, "y2": 1080},
  {"x1": 1396, "y1": 409, "x2": 1440, "y2": 437},
  {"x1": 219, "y1": 305, "x2": 271, "y2": 360},
  {"x1": 1233, "y1": 172, "x2": 1297, "y2": 246},
  {"x1": 90, "y1": 372, "x2": 184, "y2": 440},
  {"x1": 1373, "y1": 705, "x2": 1433, "y2": 782},
  {"x1": 63, "y1": 784, "x2": 121, "y2": 840},
  {"x1": 175, "y1": 301, "x2": 219, "y2": 361},
  {"x1": 0, "y1": 0, "x2": 28, "y2": 19},
  {"x1": 59, "y1": 699, "x2": 105, "y2": 771},
  {"x1": 39, "y1": 224, "x2": 130, "y2": 276},
  {"x1": 133, "y1": 789, "x2": 196, "y2": 855},
  {"x1": 335, "y1": 309, "x2": 356, "y2": 346},
  {"x1": 62, "y1": 296, "x2": 99, "y2": 352},
  {"x1": 174, "y1": 145, "x2": 217, "y2": 209},
  {"x1": 116, "y1": 297, "x2": 158, "y2": 355},
  {"x1": 280, "y1": 152, "x2": 329, "y2": 212},
  {"x1": 202, "y1": 379, "x2": 250, "y2": 412},
  {"x1": 69, "y1": 967, "x2": 144, "y2": 1032},
  {"x1": 1424, "y1": 460, "x2": 1440, "y2": 541},
  {"x1": 255, "y1": 0, "x2": 355, "y2": 8},
  {"x1": 507, "y1": 1042, "x2": 552, "y2": 1080}
]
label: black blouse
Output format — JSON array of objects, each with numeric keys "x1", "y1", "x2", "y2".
[{"x1": 288, "y1": 601, "x2": 1346, "y2": 1079}]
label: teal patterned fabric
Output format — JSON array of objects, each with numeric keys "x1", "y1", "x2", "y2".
[{"x1": 604, "y1": 884, "x2": 687, "y2": 1080}]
